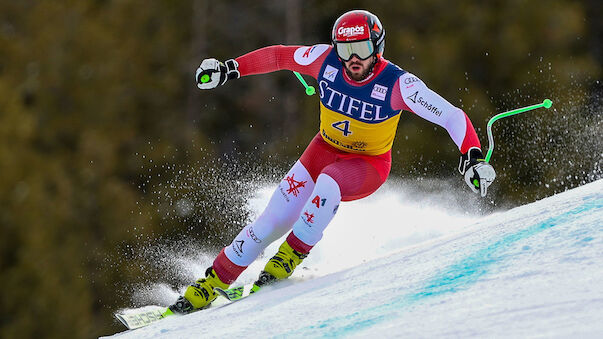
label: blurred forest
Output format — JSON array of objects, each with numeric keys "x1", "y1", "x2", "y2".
[{"x1": 0, "y1": 0, "x2": 601, "y2": 337}]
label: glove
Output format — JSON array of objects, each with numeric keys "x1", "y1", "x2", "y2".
[
  {"x1": 458, "y1": 147, "x2": 496, "y2": 197},
  {"x1": 195, "y1": 58, "x2": 240, "y2": 90}
]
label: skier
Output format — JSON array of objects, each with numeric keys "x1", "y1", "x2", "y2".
[{"x1": 169, "y1": 9, "x2": 496, "y2": 313}]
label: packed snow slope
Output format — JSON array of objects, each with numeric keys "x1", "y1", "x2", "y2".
[{"x1": 108, "y1": 179, "x2": 603, "y2": 338}]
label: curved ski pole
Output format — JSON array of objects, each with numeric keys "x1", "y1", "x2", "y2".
[
  {"x1": 485, "y1": 99, "x2": 553, "y2": 163},
  {"x1": 293, "y1": 71, "x2": 316, "y2": 96}
]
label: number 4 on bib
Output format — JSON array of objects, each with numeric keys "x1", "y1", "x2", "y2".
[{"x1": 331, "y1": 120, "x2": 352, "y2": 136}]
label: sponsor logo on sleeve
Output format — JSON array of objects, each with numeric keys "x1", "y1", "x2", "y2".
[
  {"x1": 404, "y1": 76, "x2": 420, "y2": 86},
  {"x1": 406, "y1": 91, "x2": 418, "y2": 103},
  {"x1": 294, "y1": 44, "x2": 330, "y2": 66},
  {"x1": 406, "y1": 90, "x2": 443, "y2": 116}
]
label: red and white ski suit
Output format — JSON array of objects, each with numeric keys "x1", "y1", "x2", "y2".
[{"x1": 212, "y1": 45, "x2": 481, "y2": 283}]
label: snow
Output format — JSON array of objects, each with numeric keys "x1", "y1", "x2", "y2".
[{"x1": 105, "y1": 179, "x2": 603, "y2": 338}]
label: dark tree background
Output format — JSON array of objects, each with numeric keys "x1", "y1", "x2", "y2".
[{"x1": 0, "y1": 1, "x2": 601, "y2": 337}]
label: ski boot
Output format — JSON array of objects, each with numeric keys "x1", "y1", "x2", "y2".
[
  {"x1": 169, "y1": 267, "x2": 229, "y2": 314},
  {"x1": 255, "y1": 240, "x2": 308, "y2": 287}
]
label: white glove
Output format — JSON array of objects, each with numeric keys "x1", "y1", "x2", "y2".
[
  {"x1": 195, "y1": 58, "x2": 240, "y2": 90},
  {"x1": 459, "y1": 147, "x2": 496, "y2": 197}
]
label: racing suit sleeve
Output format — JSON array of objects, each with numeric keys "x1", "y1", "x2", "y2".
[
  {"x1": 235, "y1": 44, "x2": 332, "y2": 80},
  {"x1": 390, "y1": 72, "x2": 481, "y2": 154}
]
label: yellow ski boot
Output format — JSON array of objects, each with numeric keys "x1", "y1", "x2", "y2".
[
  {"x1": 169, "y1": 267, "x2": 229, "y2": 314},
  {"x1": 256, "y1": 240, "x2": 308, "y2": 286}
]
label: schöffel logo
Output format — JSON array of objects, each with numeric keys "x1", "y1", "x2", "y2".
[
  {"x1": 235, "y1": 240, "x2": 244, "y2": 253},
  {"x1": 232, "y1": 239, "x2": 245, "y2": 257},
  {"x1": 337, "y1": 25, "x2": 365, "y2": 38}
]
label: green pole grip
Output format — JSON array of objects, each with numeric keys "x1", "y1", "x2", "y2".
[
  {"x1": 293, "y1": 71, "x2": 315, "y2": 96},
  {"x1": 484, "y1": 99, "x2": 553, "y2": 163}
]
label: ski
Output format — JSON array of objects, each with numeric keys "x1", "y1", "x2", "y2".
[
  {"x1": 113, "y1": 285, "x2": 250, "y2": 330},
  {"x1": 214, "y1": 282, "x2": 261, "y2": 302},
  {"x1": 114, "y1": 305, "x2": 174, "y2": 330},
  {"x1": 115, "y1": 283, "x2": 264, "y2": 330}
]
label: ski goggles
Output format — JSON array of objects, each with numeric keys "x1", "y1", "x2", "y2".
[{"x1": 335, "y1": 40, "x2": 375, "y2": 61}]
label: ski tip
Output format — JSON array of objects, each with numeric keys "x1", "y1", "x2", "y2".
[
  {"x1": 114, "y1": 313, "x2": 131, "y2": 329},
  {"x1": 114, "y1": 306, "x2": 171, "y2": 330}
]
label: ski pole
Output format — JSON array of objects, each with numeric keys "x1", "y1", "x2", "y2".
[
  {"x1": 200, "y1": 70, "x2": 316, "y2": 96},
  {"x1": 293, "y1": 71, "x2": 316, "y2": 96},
  {"x1": 485, "y1": 99, "x2": 553, "y2": 162}
]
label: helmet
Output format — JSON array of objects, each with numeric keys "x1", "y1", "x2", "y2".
[{"x1": 331, "y1": 10, "x2": 385, "y2": 62}]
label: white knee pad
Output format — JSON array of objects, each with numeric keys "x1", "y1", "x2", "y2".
[
  {"x1": 292, "y1": 173, "x2": 342, "y2": 247},
  {"x1": 225, "y1": 161, "x2": 315, "y2": 266}
]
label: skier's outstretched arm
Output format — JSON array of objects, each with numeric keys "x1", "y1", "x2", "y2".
[
  {"x1": 391, "y1": 72, "x2": 496, "y2": 196},
  {"x1": 194, "y1": 44, "x2": 331, "y2": 90}
]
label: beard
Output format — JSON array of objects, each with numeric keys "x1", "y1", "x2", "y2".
[{"x1": 344, "y1": 59, "x2": 375, "y2": 81}]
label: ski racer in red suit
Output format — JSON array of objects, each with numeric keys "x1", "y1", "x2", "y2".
[{"x1": 169, "y1": 10, "x2": 496, "y2": 313}]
